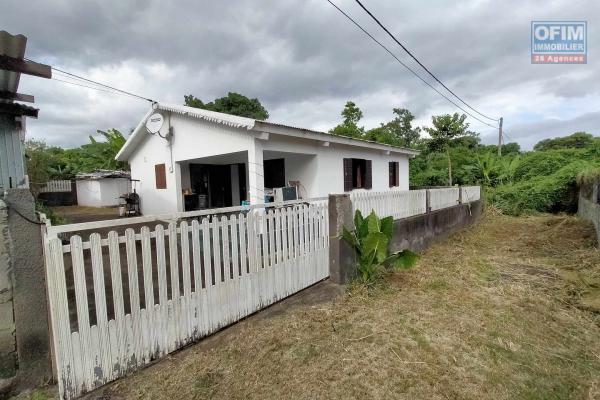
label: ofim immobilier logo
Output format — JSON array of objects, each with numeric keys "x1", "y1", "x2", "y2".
[{"x1": 531, "y1": 21, "x2": 587, "y2": 64}]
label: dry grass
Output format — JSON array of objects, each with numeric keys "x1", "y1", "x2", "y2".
[{"x1": 99, "y1": 213, "x2": 600, "y2": 400}]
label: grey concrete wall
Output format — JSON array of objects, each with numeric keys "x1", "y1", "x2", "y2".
[
  {"x1": 0, "y1": 199, "x2": 17, "y2": 393},
  {"x1": 328, "y1": 194, "x2": 357, "y2": 284},
  {"x1": 390, "y1": 201, "x2": 483, "y2": 253},
  {"x1": 578, "y1": 180, "x2": 600, "y2": 244},
  {"x1": 4, "y1": 190, "x2": 52, "y2": 389}
]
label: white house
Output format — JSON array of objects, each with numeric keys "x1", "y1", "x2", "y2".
[
  {"x1": 115, "y1": 103, "x2": 419, "y2": 215},
  {"x1": 76, "y1": 170, "x2": 131, "y2": 207}
]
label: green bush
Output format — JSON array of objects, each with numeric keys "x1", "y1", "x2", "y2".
[
  {"x1": 341, "y1": 210, "x2": 419, "y2": 283},
  {"x1": 488, "y1": 160, "x2": 595, "y2": 215}
]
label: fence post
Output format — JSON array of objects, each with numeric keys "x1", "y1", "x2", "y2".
[
  {"x1": 426, "y1": 189, "x2": 432, "y2": 213},
  {"x1": 3, "y1": 190, "x2": 52, "y2": 389},
  {"x1": 458, "y1": 186, "x2": 464, "y2": 204},
  {"x1": 328, "y1": 194, "x2": 356, "y2": 284}
]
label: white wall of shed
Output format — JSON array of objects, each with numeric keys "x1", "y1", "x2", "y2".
[{"x1": 76, "y1": 178, "x2": 131, "y2": 207}]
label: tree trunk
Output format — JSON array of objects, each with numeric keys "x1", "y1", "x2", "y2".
[{"x1": 446, "y1": 148, "x2": 453, "y2": 186}]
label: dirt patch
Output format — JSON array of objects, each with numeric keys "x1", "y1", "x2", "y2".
[
  {"x1": 51, "y1": 206, "x2": 121, "y2": 224},
  {"x1": 87, "y1": 213, "x2": 600, "y2": 400}
]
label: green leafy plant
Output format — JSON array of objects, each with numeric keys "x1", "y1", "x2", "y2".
[{"x1": 341, "y1": 210, "x2": 419, "y2": 282}]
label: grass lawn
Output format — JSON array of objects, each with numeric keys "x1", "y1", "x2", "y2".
[{"x1": 89, "y1": 212, "x2": 600, "y2": 399}]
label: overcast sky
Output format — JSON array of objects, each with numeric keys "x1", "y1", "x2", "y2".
[{"x1": 2, "y1": 0, "x2": 599, "y2": 150}]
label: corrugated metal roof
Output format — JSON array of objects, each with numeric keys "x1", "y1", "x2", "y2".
[
  {"x1": 0, "y1": 31, "x2": 26, "y2": 94},
  {"x1": 157, "y1": 103, "x2": 256, "y2": 130},
  {"x1": 76, "y1": 169, "x2": 131, "y2": 180}
]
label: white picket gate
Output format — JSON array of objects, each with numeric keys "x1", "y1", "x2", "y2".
[
  {"x1": 41, "y1": 200, "x2": 329, "y2": 399},
  {"x1": 39, "y1": 180, "x2": 72, "y2": 193}
]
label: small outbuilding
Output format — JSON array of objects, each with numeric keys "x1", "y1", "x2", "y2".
[{"x1": 75, "y1": 170, "x2": 131, "y2": 207}]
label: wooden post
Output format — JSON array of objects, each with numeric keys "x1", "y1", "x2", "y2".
[{"x1": 497, "y1": 117, "x2": 504, "y2": 157}]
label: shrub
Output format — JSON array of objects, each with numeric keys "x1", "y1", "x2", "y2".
[
  {"x1": 341, "y1": 210, "x2": 419, "y2": 282},
  {"x1": 489, "y1": 160, "x2": 595, "y2": 215}
]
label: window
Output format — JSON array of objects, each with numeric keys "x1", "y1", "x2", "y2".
[
  {"x1": 389, "y1": 161, "x2": 399, "y2": 187},
  {"x1": 155, "y1": 163, "x2": 167, "y2": 189},
  {"x1": 343, "y1": 158, "x2": 372, "y2": 191}
]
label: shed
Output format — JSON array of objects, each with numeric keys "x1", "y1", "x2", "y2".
[{"x1": 75, "y1": 170, "x2": 131, "y2": 207}]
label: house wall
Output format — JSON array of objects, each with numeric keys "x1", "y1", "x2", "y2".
[
  {"x1": 263, "y1": 134, "x2": 410, "y2": 197},
  {"x1": 76, "y1": 178, "x2": 131, "y2": 207},
  {"x1": 129, "y1": 113, "x2": 256, "y2": 215}
]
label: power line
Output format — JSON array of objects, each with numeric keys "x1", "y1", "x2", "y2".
[
  {"x1": 353, "y1": 0, "x2": 499, "y2": 123},
  {"x1": 24, "y1": 58, "x2": 155, "y2": 103},
  {"x1": 51, "y1": 77, "x2": 120, "y2": 95},
  {"x1": 51, "y1": 66, "x2": 154, "y2": 103},
  {"x1": 324, "y1": 0, "x2": 498, "y2": 129}
]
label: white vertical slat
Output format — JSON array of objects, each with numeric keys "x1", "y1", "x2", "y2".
[
  {"x1": 238, "y1": 214, "x2": 250, "y2": 318},
  {"x1": 154, "y1": 224, "x2": 169, "y2": 357},
  {"x1": 70, "y1": 235, "x2": 94, "y2": 392},
  {"x1": 180, "y1": 221, "x2": 193, "y2": 343},
  {"x1": 220, "y1": 216, "x2": 232, "y2": 324},
  {"x1": 260, "y1": 212, "x2": 269, "y2": 307},
  {"x1": 140, "y1": 226, "x2": 155, "y2": 359},
  {"x1": 267, "y1": 210, "x2": 276, "y2": 304},
  {"x1": 201, "y1": 218, "x2": 214, "y2": 334},
  {"x1": 273, "y1": 209, "x2": 282, "y2": 301},
  {"x1": 211, "y1": 217, "x2": 225, "y2": 328},
  {"x1": 230, "y1": 215, "x2": 241, "y2": 321},
  {"x1": 89, "y1": 233, "x2": 111, "y2": 384},
  {"x1": 107, "y1": 231, "x2": 126, "y2": 378},
  {"x1": 168, "y1": 222, "x2": 181, "y2": 350},
  {"x1": 191, "y1": 219, "x2": 206, "y2": 337},
  {"x1": 46, "y1": 238, "x2": 77, "y2": 398},
  {"x1": 124, "y1": 228, "x2": 142, "y2": 369}
]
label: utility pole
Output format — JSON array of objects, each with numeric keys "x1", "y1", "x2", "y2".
[{"x1": 497, "y1": 117, "x2": 503, "y2": 157}]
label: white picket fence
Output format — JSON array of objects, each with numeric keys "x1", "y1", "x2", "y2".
[
  {"x1": 460, "y1": 186, "x2": 481, "y2": 203},
  {"x1": 350, "y1": 189, "x2": 427, "y2": 220},
  {"x1": 39, "y1": 179, "x2": 72, "y2": 193},
  {"x1": 429, "y1": 187, "x2": 460, "y2": 211},
  {"x1": 42, "y1": 199, "x2": 329, "y2": 399}
]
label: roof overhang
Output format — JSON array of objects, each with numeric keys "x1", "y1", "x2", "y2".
[{"x1": 253, "y1": 120, "x2": 420, "y2": 157}]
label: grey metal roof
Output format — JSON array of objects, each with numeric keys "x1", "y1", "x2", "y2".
[
  {"x1": 0, "y1": 31, "x2": 26, "y2": 94},
  {"x1": 76, "y1": 169, "x2": 131, "y2": 180}
]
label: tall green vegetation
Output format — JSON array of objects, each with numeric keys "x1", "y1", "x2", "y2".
[
  {"x1": 328, "y1": 100, "x2": 599, "y2": 215},
  {"x1": 26, "y1": 129, "x2": 128, "y2": 185},
  {"x1": 184, "y1": 92, "x2": 269, "y2": 120}
]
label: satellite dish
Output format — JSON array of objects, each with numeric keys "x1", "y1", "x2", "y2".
[{"x1": 145, "y1": 113, "x2": 164, "y2": 134}]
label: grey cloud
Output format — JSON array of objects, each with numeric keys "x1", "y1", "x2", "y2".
[{"x1": 1, "y1": 0, "x2": 598, "y2": 148}]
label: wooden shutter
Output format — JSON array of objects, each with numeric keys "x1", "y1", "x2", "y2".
[
  {"x1": 389, "y1": 162, "x2": 394, "y2": 187},
  {"x1": 343, "y1": 158, "x2": 352, "y2": 192},
  {"x1": 395, "y1": 162, "x2": 399, "y2": 187},
  {"x1": 389, "y1": 162, "x2": 399, "y2": 187},
  {"x1": 155, "y1": 163, "x2": 167, "y2": 189},
  {"x1": 365, "y1": 160, "x2": 372, "y2": 189}
]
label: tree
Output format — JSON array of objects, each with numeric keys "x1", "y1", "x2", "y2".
[
  {"x1": 184, "y1": 92, "x2": 269, "y2": 120},
  {"x1": 424, "y1": 113, "x2": 475, "y2": 186},
  {"x1": 533, "y1": 132, "x2": 594, "y2": 151},
  {"x1": 384, "y1": 108, "x2": 421, "y2": 147},
  {"x1": 330, "y1": 101, "x2": 364, "y2": 138},
  {"x1": 25, "y1": 140, "x2": 54, "y2": 199}
]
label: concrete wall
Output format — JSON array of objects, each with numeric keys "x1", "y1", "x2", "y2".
[
  {"x1": 3, "y1": 190, "x2": 51, "y2": 390},
  {"x1": 76, "y1": 178, "x2": 131, "y2": 207},
  {"x1": 328, "y1": 193, "x2": 483, "y2": 284},
  {"x1": 578, "y1": 180, "x2": 600, "y2": 244},
  {"x1": 128, "y1": 112, "x2": 411, "y2": 215},
  {"x1": 389, "y1": 201, "x2": 483, "y2": 253},
  {"x1": 0, "y1": 200, "x2": 16, "y2": 392}
]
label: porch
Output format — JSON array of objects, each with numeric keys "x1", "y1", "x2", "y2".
[{"x1": 176, "y1": 149, "x2": 317, "y2": 212}]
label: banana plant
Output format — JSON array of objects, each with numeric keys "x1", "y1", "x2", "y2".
[{"x1": 341, "y1": 210, "x2": 419, "y2": 282}]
